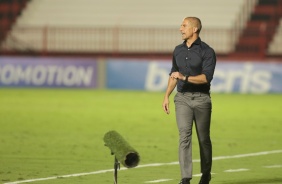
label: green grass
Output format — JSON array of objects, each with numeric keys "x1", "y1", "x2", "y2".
[{"x1": 0, "y1": 89, "x2": 282, "y2": 184}]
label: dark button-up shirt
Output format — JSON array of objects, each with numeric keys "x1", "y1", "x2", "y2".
[{"x1": 170, "y1": 37, "x2": 216, "y2": 94}]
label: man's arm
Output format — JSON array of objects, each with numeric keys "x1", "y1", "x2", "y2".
[
  {"x1": 171, "y1": 72, "x2": 207, "y2": 84},
  {"x1": 162, "y1": 77, "x2": 177, "y2": 114},
  {"x1": 187, "y1": 74, "x2": 207, "y2": 84}
]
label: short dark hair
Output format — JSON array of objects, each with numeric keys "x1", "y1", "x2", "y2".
[{"x1": 185, "y1": 17, "x2": 202, "y2": 34}]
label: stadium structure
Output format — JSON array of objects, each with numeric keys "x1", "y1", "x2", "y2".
[{"x1": 0, "y1": 0, "x2": 282, "y2": 60}]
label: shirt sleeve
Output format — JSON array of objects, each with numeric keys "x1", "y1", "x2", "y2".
[
  {"x1": 169, "y1": 53, "x2": 179, "y2": 76},
  {"x1": 202, "y1": 47, "x2": 216, "y2": 83}
]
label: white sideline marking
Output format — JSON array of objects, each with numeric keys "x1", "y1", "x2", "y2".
[
  {"x1": 193, "y1": 173, "x2": 216, "y2": 177},
  {"x1": 144, "y1": 173, "x2": 216, "y2": 183},
  {"x1": 144, "y1": 179, "x2": 173, "y2": 183},
  {"x1": 4, "y1": 150, "x2": 282, "y2": 184},
  {"x1": 263, "y1": 165, "x2": 282, "y2": 168},
  {"x1": 224, "y1": 168, "x2": 249, "y2": 172},
  {"x1": 192, "y1": 174, "x2": 203, "y2": 177}
]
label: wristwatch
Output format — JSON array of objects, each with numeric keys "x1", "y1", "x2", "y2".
[{"x1": 184, "y1": 75, "x2": 188, "y2": 83}]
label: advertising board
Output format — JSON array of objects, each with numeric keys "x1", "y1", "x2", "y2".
[
  {"x1": 107, "y1": 59, "x2": 282, "y2": 93},
  {"x1": 0, "y1": 57, "x2": 97, "y2": 88}
]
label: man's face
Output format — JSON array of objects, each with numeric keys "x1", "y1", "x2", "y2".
[{"x1": 179, "y1": 19, "x2": 194, "y2": 40}]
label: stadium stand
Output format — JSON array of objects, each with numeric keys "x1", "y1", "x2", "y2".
[
  {"x1": 1, "y1": 0, "x2": 282, "y2": 58},
  {"x1": 231, "y1": 0, "x2": 282, "y2": 58},
  {"x1": 269, "y1": 19, "x2": 282, "y2": 55},
  {"x1": 1, "y1": 0, "x2": 252, "y2": 55},
  {"x1": 11, "y1": 0, "x2": 246, "y2": 28},
  {"x1": 0, "y1": 0, "x2": 28, "y2": 43}
]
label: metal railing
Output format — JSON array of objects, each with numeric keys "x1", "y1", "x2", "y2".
[{"x1": 1, "y1": 26, "x2": 239, "y2": 55}]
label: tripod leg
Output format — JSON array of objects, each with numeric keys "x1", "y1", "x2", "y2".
[{"x1": 114, "y1": 157, "x2": 119, "y2": 184}]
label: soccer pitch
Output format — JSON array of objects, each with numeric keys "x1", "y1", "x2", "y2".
[{"x1": 0, "y1": 89, "x2": 281, "y2": 184}]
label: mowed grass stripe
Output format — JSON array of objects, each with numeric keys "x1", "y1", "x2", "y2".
[
  {"x1": 3, "y1": 150, "x2": 282, "y2": 184},
  {"x1": 0, "y1": 89, "x2": 281, "y2": 184}
]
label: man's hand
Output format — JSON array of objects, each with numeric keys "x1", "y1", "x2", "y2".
[
  {"x1": 162, "y1": 97, "x2": 170, "y2": 114},
  {"x1": 170, "y1": 72, "x2": 185, "y2": 81},
  {"x1": 162, "y1": 76, "x2": 177, "y2": 115}
]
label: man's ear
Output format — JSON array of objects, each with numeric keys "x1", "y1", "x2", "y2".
[{"x1": 193, "y1": 27, "x2": 198, "y2": 33}]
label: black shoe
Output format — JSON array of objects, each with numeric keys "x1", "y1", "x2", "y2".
[
  {"x1": 199, "y1": 173, "x2": 211, "y2": 184},
  {"x1": 178, "y1": 178, "x2": 190, "y2": 184}
]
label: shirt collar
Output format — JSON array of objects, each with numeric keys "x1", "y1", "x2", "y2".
[{"x1": 182, "y1": 37, "x2": 201, "y2": 48}]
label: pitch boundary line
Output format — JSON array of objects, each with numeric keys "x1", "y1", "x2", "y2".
[{"x1": 4, "y1": 150, "x2": 282, "y2": 184}]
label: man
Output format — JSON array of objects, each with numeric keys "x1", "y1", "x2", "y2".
[{"x1": 162, "y1": 17, "x2": 216, "y2": 184}]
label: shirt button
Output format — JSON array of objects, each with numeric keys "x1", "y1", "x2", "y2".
[{"x1": 186, "y1": 57, "x2": 188, "y2": 59}]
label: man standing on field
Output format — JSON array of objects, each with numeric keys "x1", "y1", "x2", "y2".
[{"x1": 162, "y1": 17, "x2": 216, "y2": 184}]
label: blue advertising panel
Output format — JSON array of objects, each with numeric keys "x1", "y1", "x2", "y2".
[
  {"x1": 106, "y1": 59, "x2": 171, "y2": 90},
  {"x1": 0, "y1": 57, "x2": 97, "y2": 88},
  {"x1": 211, "y1": 61, "x2": 281, "y2": 93},
  {"x1": 107, "y1": 59, "x2": 282, "y2": 93}
]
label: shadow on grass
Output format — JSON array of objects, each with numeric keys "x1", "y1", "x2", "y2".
[{"x1": 222, "y1": 178, "x2": 282, "y2": 184}]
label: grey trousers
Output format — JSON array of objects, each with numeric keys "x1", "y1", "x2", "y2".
[{"x1": 174, "y1": 92, "x2": 212, "y2": 179}]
